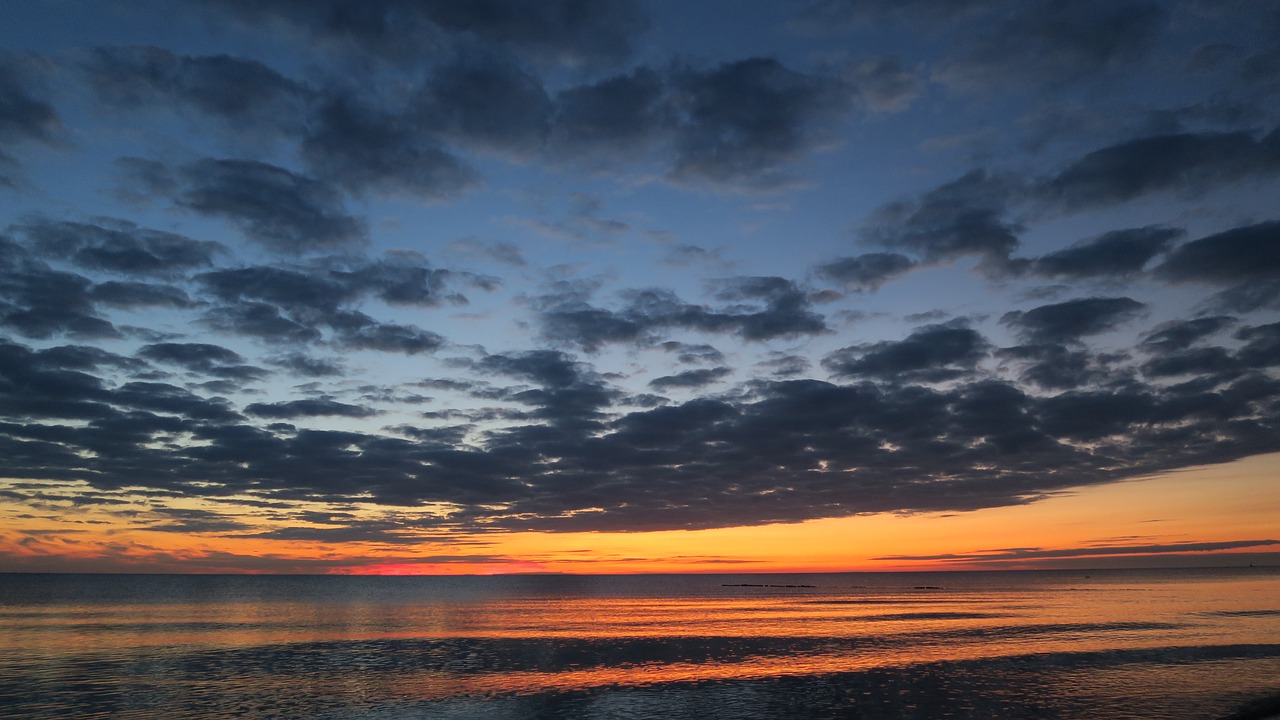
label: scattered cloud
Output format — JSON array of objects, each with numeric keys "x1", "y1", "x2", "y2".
[
  {"x1": 1002, "y1": 297, "x2": 1146, "y2": 343},
  {"x1": 823, "y1": 321, "x2": 989, "y2": 383},
  {"x1": 1, "y1": 0, "x2": 1278, "y2": 545},
  {"x1": 1030, "y1": 226, "x2": 1181, "y2": 279}
]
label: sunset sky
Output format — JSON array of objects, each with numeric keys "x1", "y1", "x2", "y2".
[{"x1": 1, "y1": 0, "x2": 1278, "y2": 575}]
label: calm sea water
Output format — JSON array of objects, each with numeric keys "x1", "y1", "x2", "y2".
[{"x1": 1, "y1": 568, "x2": 1278, "y2": 719}]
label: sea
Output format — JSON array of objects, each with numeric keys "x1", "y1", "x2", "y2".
[{"x1": 1, "y1": 567, "x2": 1278, "y2": 719}]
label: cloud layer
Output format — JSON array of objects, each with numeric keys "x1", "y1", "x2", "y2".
[{"x1": 0, "y1": 0, "x2": 1278, "y2": 545}]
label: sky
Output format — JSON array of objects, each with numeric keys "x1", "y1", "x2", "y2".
[{"x1": 1, "y1": 0, "x2": 1278, "y2": 575}]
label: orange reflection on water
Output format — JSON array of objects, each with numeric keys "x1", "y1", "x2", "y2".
[
  {"x1": 4, "y1": 570, "x2": 1277, "y2": 709},
  {"x1": 380, "y1": 574, "x2": 1280, "y2": 698}
]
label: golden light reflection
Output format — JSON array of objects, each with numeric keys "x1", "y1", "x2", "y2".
[{"x1": 5, "y1": 571, "x2": 1275, "y2": 703}]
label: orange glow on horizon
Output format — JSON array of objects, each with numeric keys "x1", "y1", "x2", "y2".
[
  {"x1": 0, "y1": 453, "x2": 1277, "y2": 575},
  {"x1": 337, "y1": 560, "x2": 554, "y2": 576}
]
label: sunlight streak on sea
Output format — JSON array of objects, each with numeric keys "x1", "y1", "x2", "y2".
[{"x1": 1, "y1": 568, "x2": 1278, "y2": 719}]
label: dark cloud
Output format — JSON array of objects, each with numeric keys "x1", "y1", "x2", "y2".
[
  {"x1": 876, "y1": 539, "x2": 1280, "y2": 564},
  {"x1": 113, "y1": 381, "x2": 242, "y2": 422},
  {"x1": 477, "y1": 349, "x2": 588, "y2": 389},
  {"x1": 1152, "y1": 221, "x2": 1280, "y2": 313},
  {"x1": 473, "y1": 349, "x2": 619, "y2": 429},
  {"x1": 710, "y1": 277, "x2": 829, "y2": 341},
  {"x1": 537, "y1": 277, "x2": 828, "y2": 351},
  {"x1": 86, "y1": 45, "x2": 857, "y2": 192},
  {"x1": 198, "y1": 256, "x2": 458, "y2": 311},
  {"x1": 338, "y1": 321, "x2": 445, "y2": 355},
  {"x1": 1040, "y1": 129, "x2": 1280, "y2": 209},
  {"x1": 1202, "y1": 279, "x2": 1280, "y2": 314},
  {"x1": 80, "y1": 45, "x2": 308, "y2": 130},
  {"x1": 552, "y1": 66, "x2": 668, "y2": 157},
  {"x1": 0, "y1": 243, "x2": 117, "y2": 340},
  {"x1": 90, "y1": 281, "x2": 195, "y2": 309},
  {"x1": 355, "y1": 384, "x2": 432, "y2": 405},
  {"x1": 1141, "y1": 316, "x2": 1236, "y2": 353},
  {"x1": 36, "y1": 345, "x2": 145, "y2": 374},
  {"x1": 67, "y1": 9, "x2": 729, "y2": 195},
  {"x1": 193, "y1": 259, "x2": 455, "y2": 353},
  {"x1": 939, "y1": 0, "x2": 1168, "y2": 89},
  {"x1": 330, "y1": 253, "x2": 462, "y2": 306},
  {"x1": 1031, "y1": 226, "x2": 1180, "y2": 278},
  {"x1": 0, "y1": 154, "x2": 21, "y2": 189},
  {"x1": 1038, "y1": 389, "x2": 1158, "y2": 441},
  {"x1": 996, "y1": 343, "x2": 1118, "y2": 391},
  {"x1": 756, "y1": 354, "x2": 812, "y2": 377},
  {"x1": 659, "y1": 341, "x2": 725, "y2": 365},
  {"x1": 417, "y1": 407, "x2": 529, "y2": 423},
  {"x1": 20, "y1": 218, "x2": 223, "y2": 277},
  {"x1": 419, "y1": 52, "x2": 553, "y2": 154},
  {"x1": 670, "y1": 57, "x2": 853, "y2": 186},
  {"x1": 417, "y1": 377, "x2": 481, "y2": 393},
  {"x1": 139, "y1": 341, "x2": 243, "y2": 366},
  {"x1": 1002, "y1": 297, "x2": 1146, "y2": 343},
  {"x1": 823, "y1": 322, "x2": 989, "y2": 383},
  {"x1": 649, "y1": 367, "x2": 732, "y2": 391},
  {"x1": 137, "y1": 342, "x2": 266, "y2": 381},
  {"x1": 1155, "y1": 221, "x2": 1280, "y2": 284},
  {"x1": 0, "y1": 54, "x2": 60, "y2": 186},
  {"x1": 793, "y1": 0, "x2": 992, "y2": 30},
  {"x1": 200, "y1": 0, "x2": 648, "y2": 69},
  {"x1": 816, "y1": 252, "x2": 915, "y2": 290},
  {"x1": 3, "y1": 320, "x2": 1280, "y2": 532},
  {"x1": 137, "y1": 158, "x2": 367, "y2": 253},
  {"x1": 200, "y1": 301, "x2": 322, "y2": 344},
  {"x1": 1141, "y1": 346, "x2": 1238, "y2": 379},
  {"x1": 536, "y1": 300, "x2": 644, "y2": 350},
  {"x1": 1239, "y1": 45, "x2": 1280, "y2": 88},
  {"x1": 862, "y1": 170, "x2": 1022, "y2": 272},
  {"x1": 143, "y1": 507, "x2": 251, "y2": 534},
  {"x1": 490, "y1": 371, "x2": 1279, "y2": 531},
  {"x1": 245, "y1": 398, "x2": 379, "y2": 419},
  {"x1": 1237, "y1": 322, "x2": 1280, "y2": 369},
  {"x1": 0, "y1": 341, "x2": 112, "y2": 422},
  {"x1": 237, "y1": 521, "x2": 435, "y2": 545},
  {"x1": 415, "y1": 0, "x2": 648, "y2": 68},
  {"x1": 0, "y1": 58, "x2": 59, "y2": 144},
  {"x1": 267, "y1": 353, "x2": 344, "y2": 378},
  {"x1": 860, "y1": 130, "x2": 1271, "y2": 281},
  {"x1": 301, "y1": 95, "x2": 478, "y2": 199},
  {"x1": 199, "y1": 265, "x2": 347, "y2": 312}
]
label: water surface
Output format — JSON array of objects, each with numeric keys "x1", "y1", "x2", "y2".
[{"x1": 2, "y1": 568, "x2": 1278, "y2": 719}]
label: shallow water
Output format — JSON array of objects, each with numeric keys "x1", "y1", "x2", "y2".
[{"x1": 1, "y1": 568, "x2": 1278, "y2": 719}]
